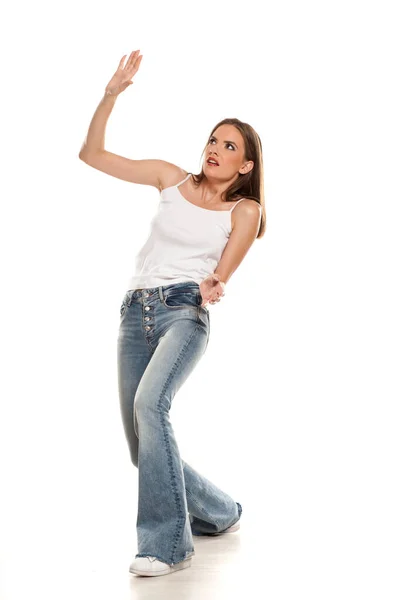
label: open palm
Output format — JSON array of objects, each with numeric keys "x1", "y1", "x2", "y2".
[{"x1": 105, "y1": 49, "x2": 143, "y2": 96}]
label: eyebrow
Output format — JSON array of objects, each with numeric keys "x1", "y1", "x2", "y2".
[{"x1": 210, "y1": 135, "x2": 238, "y2": 148}]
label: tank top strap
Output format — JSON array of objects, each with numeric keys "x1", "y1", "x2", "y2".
[
  {"x1": 228, "y1": 197, "x2": 248, "y2": 212},
  {"x1": 175, "y1": 172, "x2": 192, "y2": 187},
  {"x1": 229, "y1": 198, "x2": 262, "y2": 214}
]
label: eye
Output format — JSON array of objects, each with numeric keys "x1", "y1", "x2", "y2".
[{"x1": 209, "y1": 137, "x2": 235, "y2": 151}]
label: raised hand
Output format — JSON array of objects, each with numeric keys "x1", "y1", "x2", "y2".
[{"x1": 105, "y1": 49, "x2": 143, "y2": 97}]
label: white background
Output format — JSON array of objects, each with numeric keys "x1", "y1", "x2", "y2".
[{"x1": 1, "y1": 0, "x2": 399, "y2": 598}]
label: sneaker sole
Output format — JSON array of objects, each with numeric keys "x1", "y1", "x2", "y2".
[{"x1": 129, "y1": 557, "x2": 192, "y2": 577}]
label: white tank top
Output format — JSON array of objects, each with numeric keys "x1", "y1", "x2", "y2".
[{"x1": 126, "y1": 172, "x2": 249, "y2": 290}]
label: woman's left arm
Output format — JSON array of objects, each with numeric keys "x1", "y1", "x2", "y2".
[
  {"x1": 198, "y1": 200, "x2": 261, "y2": 306},
  {"x1": 214, "y1": 200, "x2": 262, "y2": 287}
]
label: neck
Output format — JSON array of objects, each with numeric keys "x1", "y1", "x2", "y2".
[{"x1": 199, "y1": 174, "x2": 239, "y2": 203}]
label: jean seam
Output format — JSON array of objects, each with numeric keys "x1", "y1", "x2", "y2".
[{"x1": 157, "y1": 323, "x2": 201, "y2": 564}]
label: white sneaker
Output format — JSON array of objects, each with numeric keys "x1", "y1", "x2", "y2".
[{"x1": 129, "y1": 555, "x2": 193, "y2": 577}]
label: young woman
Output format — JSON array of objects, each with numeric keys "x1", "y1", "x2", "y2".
[{"x1": 79, "y1": 49, "x2": 266, "y2": 578}]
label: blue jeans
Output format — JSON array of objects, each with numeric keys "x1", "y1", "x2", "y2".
[{"x1": 117, "y1": 280, "x2": 242, "y2": 566}]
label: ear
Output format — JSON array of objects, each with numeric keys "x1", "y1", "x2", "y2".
[{"x1": 240, "y1": 161, "x2": 254, "y2": 175}]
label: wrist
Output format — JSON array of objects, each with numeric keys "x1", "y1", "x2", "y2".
[
  {"x1": 215, "y1": 275, "x2": 226, "y2": 286},
  {"x1": 104, "y1": 90, "x2": 119, "y2": 99}
]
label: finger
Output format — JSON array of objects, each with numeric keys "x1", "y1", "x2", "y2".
[
  {"x1": 125, "y1": 49, "x2": 139, "y2": 70},
  {"x1": 118, "y1": 54, "x2": 128, "y2": 69},
  {"x1": 132, "y1": 54, "x2": 143, "y2": 73},
  {"x1": 131, "y1": 58, "x2": 142, "y2": 76},
  {"x1": 128, "y1": 50, "x2": 141, "y2": 71},
  {"x1": 127, "y1": 55, "x2": 141, "y2": 78}
]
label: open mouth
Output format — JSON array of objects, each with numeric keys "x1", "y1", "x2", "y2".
[{"x1": 207, "y1": 159, "x2": 219, "y2": 166}]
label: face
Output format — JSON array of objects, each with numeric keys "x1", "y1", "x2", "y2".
[{"x1": 204, "y1": 124, "x2": 254, "y2": 177}]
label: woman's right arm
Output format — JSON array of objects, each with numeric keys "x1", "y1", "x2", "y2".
[
  {"x1": 78, "y1": 93, "x2": 178, "y2": 191},
  {"x1": 78, "y1": 50, "x2": 181, "y2": 191}
]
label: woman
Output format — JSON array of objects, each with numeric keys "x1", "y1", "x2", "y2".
[{"x1": 79, "y1": 49, "x2": 266, "y2": 577}]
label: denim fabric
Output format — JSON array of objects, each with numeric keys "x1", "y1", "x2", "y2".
[{"x1": 117, "y1": 281, "x2": 242, "y2": 566}]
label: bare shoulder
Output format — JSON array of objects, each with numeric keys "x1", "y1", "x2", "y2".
[
  {"x1": 231, "y1": 198, "x2": 261, "y2": 230},
  {"x1": 159, "y1": 164, "x2": 190, "y2": 192}
]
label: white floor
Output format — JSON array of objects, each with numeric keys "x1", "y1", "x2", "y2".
[
  {"x1": 2, "y1": 499, "x2": 399, "y2": 600},
  {"x1": 1, "y1": 434, "x2": 398, "y2": 599},
  {"x1": 1, "y1": 522, "x2": 251, "y2": 600}
]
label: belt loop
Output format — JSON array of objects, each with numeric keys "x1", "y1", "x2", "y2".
[{"x1": 158, "y1": 285, "x2": 164, "y2": 302}]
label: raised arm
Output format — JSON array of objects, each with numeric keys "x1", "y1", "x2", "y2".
[{"x1": 78, "y1": 50, "x2": 181, "y2": 191}]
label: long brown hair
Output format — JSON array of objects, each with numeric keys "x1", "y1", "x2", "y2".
[{"x1": 190, "y1": 118, "x2": 266, "y2": 238}]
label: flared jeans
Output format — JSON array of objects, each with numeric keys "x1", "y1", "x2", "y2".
[{"x1": 117, "y1": 280, "x2": 242, "y2": 566}]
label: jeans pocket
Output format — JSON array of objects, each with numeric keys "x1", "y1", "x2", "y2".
[{"x1": 162, "y1": 288, "x2": 200, "y2": 310}]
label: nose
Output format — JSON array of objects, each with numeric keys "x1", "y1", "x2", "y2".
[{"x1": 208, "y1": 141, "x2": 218, "y2": 154}]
